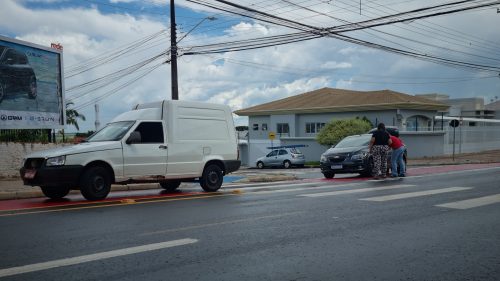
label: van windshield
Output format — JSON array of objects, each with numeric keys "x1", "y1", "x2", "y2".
[{"x1": 86, "y1": 121, "x2": 135, "y2": 142}]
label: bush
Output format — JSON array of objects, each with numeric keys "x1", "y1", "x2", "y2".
[{"x1": 316, "y1": 118, "x2": 372, "y2": 146}]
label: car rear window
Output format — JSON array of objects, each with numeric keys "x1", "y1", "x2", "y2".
[{"x1": 289, "y1": 148, "x2": 302, "y2": 154}]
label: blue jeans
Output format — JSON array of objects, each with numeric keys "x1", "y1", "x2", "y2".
[{"x1": 391, "y1": 146, "x2": 406, "y2": 176}]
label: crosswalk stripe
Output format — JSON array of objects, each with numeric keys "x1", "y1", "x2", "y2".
[
  {"x1": 435, "y1": 194, "x2": 500, "y2": 209},
  {"x1": 359, "y1": 187, "x2": 472, "y2": 202},
  {"x1": 299, "y1": 184, "x2": 415, "y2": 198},
  {"x1": 250, "y1": 182, "x2": 365, "y2": 195}
]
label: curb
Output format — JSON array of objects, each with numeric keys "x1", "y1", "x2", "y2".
[{"x1": 0, "y1": 175, "x2": 297, "y2": 201}]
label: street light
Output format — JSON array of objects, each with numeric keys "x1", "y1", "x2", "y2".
[
  {"x1": 177, "y1": 16, "x2": 217, "y2": 44},
  {"x1": 170, "y1": 1, "x2": 216, "y2": 100}
]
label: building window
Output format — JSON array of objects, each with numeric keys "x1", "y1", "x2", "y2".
[
  {"x1": 306, "y1": 122, "x2": 326, "y2": 134},
  {"x1": 252, "y1": 124, "x2": 259, "y2": 131},
  {"x1": 406, "y1": 115, "x2": 431, "y2": 131},
  {"x1": 262, "y1": 123, "x2": 268, "y2": 131},
  {"x1": 277, "y1": 123, "x2": 289, "y2": 136}
]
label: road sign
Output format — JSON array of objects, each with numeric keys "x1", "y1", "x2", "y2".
[
  {"x1": 449, "y1": 119, "x2": 460, "y2": 128},
  {"x1": 268, "y1": 132, "x2": 276, "y2": 140}
]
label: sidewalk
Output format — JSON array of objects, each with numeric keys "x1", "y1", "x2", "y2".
[{"x1": 2, "y1": 149, "x2": 500, "y2": 200}]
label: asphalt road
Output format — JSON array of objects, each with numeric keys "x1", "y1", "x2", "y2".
[{"x1": 0, "y1": 166, "x2": 499, "y2": 281}]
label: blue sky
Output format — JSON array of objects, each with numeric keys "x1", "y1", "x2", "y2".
[{"x1": 1, "y1": 0, "x2": 499, "y2": 132}]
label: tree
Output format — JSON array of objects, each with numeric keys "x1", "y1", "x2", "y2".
[
  {"x1": 316, "y1": 118, "x2": 372, "y2": 146},
  {"x1": 66, "y1": 102, "x2": 86, "y2": 131}
]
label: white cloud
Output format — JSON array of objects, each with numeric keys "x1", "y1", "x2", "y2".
[{"x1": 2, "y1": 0, "x2": 500, "y2": 132}]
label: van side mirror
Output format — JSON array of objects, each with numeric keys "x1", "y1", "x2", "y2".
[{"x1": 126, "y1": 131, "x2": 141, "y2": 144}]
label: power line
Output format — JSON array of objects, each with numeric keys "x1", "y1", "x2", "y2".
[{"x1": 185, "y1": 0, "x2": 500, "y2": 72}]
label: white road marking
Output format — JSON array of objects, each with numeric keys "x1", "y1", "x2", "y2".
[
  {"x1": 299, "y1": 184, "x2": 415, "y2": 197},
  {"x1": 249, "y1": 182, "x2": 366, "y2": 195},
  {"x1": 359, "y1": 187, "x2": 472, "y2": 202},
  {"x1": 0, "y1": 238, "x2": 198, "y2": 278},
  {"x1": 435, "y1": 194, "x2": 500, "y2": 209}
]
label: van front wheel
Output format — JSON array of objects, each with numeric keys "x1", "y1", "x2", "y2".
[
  {"x1": 41, "y1": 186, "x2": 70, "y2": 199},
  {"x1": 200, "y1": 164, "x2": 223, "y2": 192},
  {"x1": 80, "y1": 166, "x2": 111, "y2": 200}
]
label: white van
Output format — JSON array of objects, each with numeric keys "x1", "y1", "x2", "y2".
[{"x1": 20, "y1": 100, "x2": 241, "y2": 200}]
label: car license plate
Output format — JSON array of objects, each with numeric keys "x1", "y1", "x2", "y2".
[
  {"x1": 331, "y1": 165, "x2": 343, "y2": 169},
  {"x1": 24, "y1": 169, "x2": 36, "y2": 179}
]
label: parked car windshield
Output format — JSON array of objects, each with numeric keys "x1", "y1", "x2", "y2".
[
  {"x1": 335, "y1": 135, "x2": 371, "y2": 148},
  {"x1": 86, "y1": 121, "x2": 135, "y2": 142}
]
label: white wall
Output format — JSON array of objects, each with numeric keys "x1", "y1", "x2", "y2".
[{"x1": 0, "y1": 142, "x2": 67, "y2": 177}]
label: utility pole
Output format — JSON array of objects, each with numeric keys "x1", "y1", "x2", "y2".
[{"x1": 170, "y1": 0, "x2": 178, "y2": 100}]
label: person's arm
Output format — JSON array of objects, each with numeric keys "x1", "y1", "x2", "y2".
[
  {"x1": 369, "y1": 137, "x2": 375, "y2": 153},
  {"x1": 388, "y1": 136, "x2": 393, "y2": 146}
]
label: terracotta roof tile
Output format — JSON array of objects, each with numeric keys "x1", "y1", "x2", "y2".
[{"x1": 234, "y1": 87, "x2": 448, "y2": 116}]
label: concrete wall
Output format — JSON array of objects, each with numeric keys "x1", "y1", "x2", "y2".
[
  {"x1": 0, "y1": 142, "x2": 67, "y2": 177},
  {"x1": 399, "y1": 131, "x2": 446, "y2": 158},
  {"x1": 280, "y1": 137, "x2": 330, "y2": 162},
  {"x1": 444, "y1": 125, "x2": 500, "y2": 154}
]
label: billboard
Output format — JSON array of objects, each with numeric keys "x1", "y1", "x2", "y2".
[{"x1": 0, "y1": 35, "x2": 65, "y2": 129}]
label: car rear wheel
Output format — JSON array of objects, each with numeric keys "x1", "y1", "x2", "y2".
[
  {"x1": 160, "y1": 180, "x2": 181, "y2": 192},
  {"x1": 80, "y1": 166, "x2": 111, "y2": 200},
  {"x1": 28, "y1": 76, "x2": 37, "y2": 99},
  {"x1": 283, "y1": 160, "x2": 291, "y2": 169},
  {"x1": 200, "y1": 164, "x2": 223, "y2": 192},
  {"x1": 41, "y1": 186, "x2": 70, "y2": 199},
  {"x1": 323, "y1": 172, "x2": 335, "y2": 179},
  {"x1": 257, "y1": 161, "x2": 264, "y2": 169}
]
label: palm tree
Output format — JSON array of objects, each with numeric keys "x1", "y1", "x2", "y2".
[
  {"x1": 66, "y1": 101, "x2": 86, "y2": 131},
  {"x1": 61, "y1": 102, "x2": 86, "y2": 142}
]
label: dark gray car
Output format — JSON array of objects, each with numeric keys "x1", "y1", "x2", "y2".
[{"x1": 320, "y1": 134, "x2": 407, "y2": 178}]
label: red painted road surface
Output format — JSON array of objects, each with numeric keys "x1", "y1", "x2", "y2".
[{"x1": 1, "y1": 163, "x2": 499, "y2": 213}]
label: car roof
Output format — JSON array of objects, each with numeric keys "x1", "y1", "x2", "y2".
[{"x1": 368, "y1": 126, "x2": 399, "y2": 135}]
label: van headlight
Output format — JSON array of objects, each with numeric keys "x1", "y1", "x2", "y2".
[
  {"x1": 46, "y1": 156, "x2": 66, "y2": 166},
  {"x1": 351, "y1": 152, "x2": 368, "y2": 160}
]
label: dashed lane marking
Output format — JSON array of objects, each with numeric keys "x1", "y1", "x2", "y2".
[
  {"x1": 0, "y1": 238, "x2": 198, "y2": 278},
  {"x1": 359, "y1": 187, "x2": 472, "y2": 202},
  {"x1": 435, "y1": 194, "x2": 500, "y2": 209}
]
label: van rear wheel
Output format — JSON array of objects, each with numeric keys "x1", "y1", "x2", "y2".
[
  {"x1": 200, "y1": 164, "x2": 223, "y2": 192},
  {"x1": 160, "y1": 180, "x2": 181, "y2": 192},
  {"x1": 41, "y1": 186, "x2": 70, "y2": 199},
  {"x1": 80, "y1": 166, "x2": 111, "y2": 200}
]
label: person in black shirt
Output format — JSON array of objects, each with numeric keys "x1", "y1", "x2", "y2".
[{"x1": 369, "y1": 123, "x2": 392, "y2": 179}]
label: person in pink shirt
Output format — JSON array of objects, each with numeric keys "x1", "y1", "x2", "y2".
[{"x1": 389, "y1": 131, "x2": 406, "y2": 177}]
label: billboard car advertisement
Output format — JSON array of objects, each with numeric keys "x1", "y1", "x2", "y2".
[{"x1": 0, "y1": 35, "x2": 65, "y2": 129}]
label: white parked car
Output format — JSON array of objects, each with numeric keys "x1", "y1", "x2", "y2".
[{"x1": 256, "y1": 146, "x2": 306, "y2": 169}]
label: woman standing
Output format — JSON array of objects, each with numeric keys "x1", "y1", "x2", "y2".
[{"x1": 369, "y1": 123, "x2": 392, "y2": 179}]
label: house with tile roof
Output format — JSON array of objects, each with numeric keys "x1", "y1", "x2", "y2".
[{"x1": 234, "y1": 87, "x2": 449, "y2": 167}]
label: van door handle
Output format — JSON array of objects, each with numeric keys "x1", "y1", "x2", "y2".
[{"x1": 159, "y1": 145, "x2": 168, "y2": 149}]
